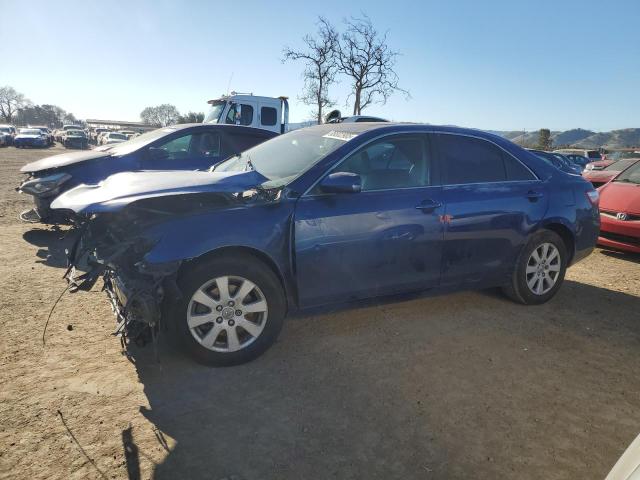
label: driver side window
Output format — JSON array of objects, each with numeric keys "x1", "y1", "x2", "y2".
[
  {"x1": 336, "y1": 135, "x2": 430, "y2": 191},
  {"x1": 149, "y1": 132, "x2": 221, "y2": 161}
]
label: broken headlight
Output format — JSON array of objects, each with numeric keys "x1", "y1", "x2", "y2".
[{"x1": 20, "y1": 173, "x2": 71, "y2": 197}]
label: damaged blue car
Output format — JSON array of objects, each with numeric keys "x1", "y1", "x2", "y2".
[
  {"x1": 18, "y1": 124, "x2": 276, "y2": 223},
  {"x1": 52, "y1": 123, "x2": 600, "y2": 366}
]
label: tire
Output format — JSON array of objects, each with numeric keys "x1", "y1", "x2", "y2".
[
  {"x1": 502, "y1": 230, "x2": 568, "y2": 305},
  {"x1": 167, "y1": 254, "x2": 286, "y2": 366}
]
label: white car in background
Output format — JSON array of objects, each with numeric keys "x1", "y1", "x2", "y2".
[
  {"x1": 119, "y1": 130, "x2": 137, "y2": 139},
  {"x1": 100, "y1": 132, "x2": 128, "y2": 145}
]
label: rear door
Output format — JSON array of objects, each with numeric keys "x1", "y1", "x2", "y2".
[{"x1": 435, "y1": 133, "x2": 548, "y2": 287}]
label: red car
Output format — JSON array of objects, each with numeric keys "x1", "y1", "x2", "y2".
[
  {"x1": 598, "y1": 160, "x2": 640, "y2": 253},
  {"x1": 583, "y1": 158, "x2": 640, "y2": 187},
  {"x1": 585, "y1": 159, "x2": 616, "y2": 171}
]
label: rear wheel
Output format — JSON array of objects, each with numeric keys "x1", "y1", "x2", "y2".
[
  {"x1": 502, "y1": 230, "x2": 568, "y2": 305},
  {"x1": 168, "y1": 254, "x2": 286, "y2": 366}
]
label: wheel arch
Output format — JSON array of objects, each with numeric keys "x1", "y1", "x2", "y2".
[
  {"x1": 178, "y1": 245, "x2": 293, "y2": 313},
  {"x1": 538, "y1": 220, "x2": 575, "y2": 264}
]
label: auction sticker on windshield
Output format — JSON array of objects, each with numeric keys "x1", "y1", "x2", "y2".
[{"x1": 322, "y1": 131, "x2": 358, "y2": 141}]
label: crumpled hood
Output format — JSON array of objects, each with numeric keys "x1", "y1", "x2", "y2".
[
  {"x1": 20, "y1": 150, "x2": 111, "y2": 173},
  {"x1": 51, "y1": 169, "x2": 267, "y2": 214}
]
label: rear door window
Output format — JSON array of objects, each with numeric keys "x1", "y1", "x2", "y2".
[
  {"x1": 439, "y1": 135, "x2": 505, "y2": 184},
  {"x1": 439, "y1": 134, "x2": 535, "y2": 184}
]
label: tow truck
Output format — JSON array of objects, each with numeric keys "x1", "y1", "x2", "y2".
[{"x1": 204, "y1": 92, "x2": 290, "y2": 134}]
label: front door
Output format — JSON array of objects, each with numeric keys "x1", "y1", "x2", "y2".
[{"x1": 294, "y1": 133, "x2": 445, "y2": 307}]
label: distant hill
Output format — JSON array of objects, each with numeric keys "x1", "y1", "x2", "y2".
[{"x1": 491, "y1": 128, "x2": 640, "y2": 149}]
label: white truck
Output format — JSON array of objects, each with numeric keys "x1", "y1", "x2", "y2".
[{"x1": 203, "y1": 92, "x2": 290, "y2": 134}]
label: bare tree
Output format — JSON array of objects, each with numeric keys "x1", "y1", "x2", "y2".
[
  {"x1": 0, "y1": 86, "x2": 30, "y2": 122},
  {"x1": 337, "y1": 16, "x2": 408, "y2": 115},
  {"x1": 283, "y1": 17, "x2": 339, "y2": 124},
  {"x1": 140, "y1": 104, "x2": 180, "y2": 127}
]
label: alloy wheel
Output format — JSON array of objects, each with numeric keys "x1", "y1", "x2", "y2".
[
  {"x1": 187, "y1": 276, "x2": 268, "y2": 352},
  {"x1": 525, "y1": 242, "x2": 561, "y2": 295}
]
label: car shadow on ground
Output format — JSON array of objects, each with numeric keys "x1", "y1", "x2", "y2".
[
  {"x1": 22, "y1": 227, "x2": 77, "y2": 269},
  {"x1": 124, "y1": 279, "x2": 640, "y2": 480},
  {"x1": 599, "y1": 248, "x2": 640, "y2": 264}
]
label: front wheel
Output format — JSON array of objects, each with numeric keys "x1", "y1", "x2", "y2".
[
  {"x1": 502, "y1": 230, "x2": 568, "y2": 305},
  {"x1": 168, "y1": 254, "x2": 286, "y2": 366}
]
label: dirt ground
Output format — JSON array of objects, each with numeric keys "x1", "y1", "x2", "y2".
[{"x1": 0, "y1": 144, "x2": 639, "y2": 480}]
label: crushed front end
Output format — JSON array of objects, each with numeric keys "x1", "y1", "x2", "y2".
[{"x1": 64, "y1": 206, "x2": 182, "y2": 346}]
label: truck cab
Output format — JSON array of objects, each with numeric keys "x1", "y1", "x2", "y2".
[{"x1": 204, "y1": 92, "x2": 289, "y2": 135}]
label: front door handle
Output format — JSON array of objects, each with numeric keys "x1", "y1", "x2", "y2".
[
  {"x1": 526, "y1": 190, "x2": 544, "y2": 202},
  {"x1": 415, "y1": 199, "x2": 442, "y2": 213}
]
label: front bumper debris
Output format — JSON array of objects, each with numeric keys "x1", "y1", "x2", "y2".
[{"x1": 64, "y1": 220, "x2": 181, "y2": 347}]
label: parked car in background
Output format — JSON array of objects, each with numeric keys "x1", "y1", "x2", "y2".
[
  {"x1": 585, "y1": 159, "x2": 616, "y2": 171},
  {"x1": 554, "y1": 149, "x2": 601, "y2": 165},
  {"x1": 119, "y1": 130, "x2": 137, "y2": 139},
  {"x1": 51, "y1": 123, "x2": 600, "y2": 366},
  {"x1": 0, "y1": 125, "x2": 17, "y2": 145},
  {"x1": 53, "y1": 129, "x2": 64, "y2": 143},
  {"x1": 32, "y1": 126, "x2": 54, "y2": 146},
  {"x1": 90, "y1": 128, "x2": 109, "y2": 144},
  {"x1": 582, "y1": 158, "x2": 640, "y2": 187},
  {"x1": 561, "y1": 153, "x2": 591, "y2": 169},
  {"x1": 62, "y1": 129, "x2": 89, "y2": 149},
  {"x1": 14, "y1": 128, "x2": 49, "y2": 148},
  {"x1": 597, "y1": 160, "x2": 640, "y2": 253},
  {"x1": 100, "y1": 132, "x2": 128, "y2": 145},
  {"x1": 551, "y1": 152, "x2": 583, "y2": 174},
  {"x1": 528, "y1": 149, "x2": 581, "y2": 174},
  {"x1": 18, "y1": 124, "x2": 277, "y2": 223}
]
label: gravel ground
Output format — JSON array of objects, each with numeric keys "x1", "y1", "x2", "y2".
[{"x1": 0, "y1": 144, "x2": 639, "y2": 480}]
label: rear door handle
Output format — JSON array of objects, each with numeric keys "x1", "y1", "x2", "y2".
[
  {"x1": 415, "y1": 199, "x2": 442, "y2": 213},
  {"x1": 526, "y1": 190, "x2": 544, "y2": 201}
]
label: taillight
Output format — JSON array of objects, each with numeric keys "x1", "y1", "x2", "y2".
[{"x1": 586, "y1": 189, "x2": 599, "y2": 207}]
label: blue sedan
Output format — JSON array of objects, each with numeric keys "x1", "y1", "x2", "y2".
[
  {"x1": 18, "y1": 124, "x2": 277, "y2": 223},
  {"x1": 53, "y1": 123, "x2": 600, "y2": 366}
]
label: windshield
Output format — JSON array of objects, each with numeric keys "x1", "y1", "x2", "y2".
[
  {"x1": 109, "y1": 133, "x2": 127, "y2": 140},
  {"x1": 204, "y1": 101, "x2": 226, "y2": 123},
  {"x1": 603, "y1": 159, "x2": 637, "y2": 171},
  {"x1": 614, "y1": 161, "x2": 640, "y2": 184},
  {"x1": 214, "y1": 128, "x2": 351, "y2": 184},
  {"x1": 20, "y1": 129, "x2": 41, "y2": 135},
  {"x1": 0, "y1": 127, "x2": 11, "y2": 133},
  {"x1": 68, "y1": 130, "x2": 85, "y2": 136},
  {"x1": 587, "y1": 150, "x2": 600, "y2": 159}
]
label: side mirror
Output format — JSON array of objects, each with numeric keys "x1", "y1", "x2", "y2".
[{"x1": 319, "y1": 172, "x2": 362, "y2": 194}]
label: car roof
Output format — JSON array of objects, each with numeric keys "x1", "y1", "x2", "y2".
[
  {"x1": 301, "y1": 122, "x2": 514, "y2": 142},
  {"x1": 161, "y1": 123, "x2": 278, "y2": 137}
]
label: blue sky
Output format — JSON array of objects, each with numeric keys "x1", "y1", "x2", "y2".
[{"x1": 1, "y1": 0, "x2": 638, "y2": 131}]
